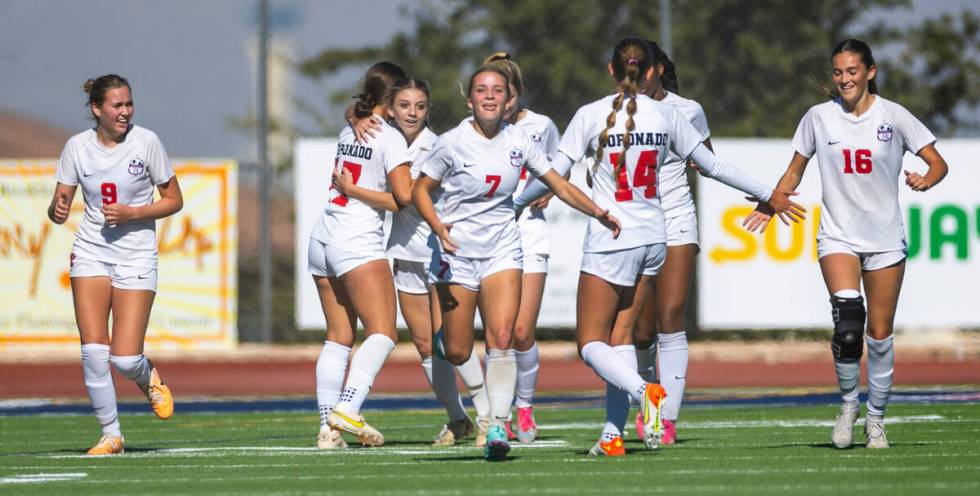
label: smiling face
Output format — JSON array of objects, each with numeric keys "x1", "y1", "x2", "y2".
[
  {"x1": 91, "y1": 86, "x2": 133, "y2": 139},
  {"x1": 468, "y1": 70, "x2": 509, "y2": 131},
  {"x1": 389, "y1": 87, "x2": 429, "y2": 140},
  {"x1": 832, "y1": 51, "x2": 876, "y2": 107}
]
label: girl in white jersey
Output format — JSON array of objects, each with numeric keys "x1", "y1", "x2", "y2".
[
  {"x1": 48, "y1": 74, "x2": 182, "y2": 455},
  {"x1": 631, "y1": 41, "x2": 712, "y2": 445},
  {"x1": 481, "y1": 51, "x2": 562, "y2": 443},
  {"x1": 379, "y1": 78, "x2": 492, "y2": 447},
  {"x1": 309, "y1": 62, "x2": 413, "y2": 449},
  {"x1": 745, "y1": 39, "x2": 948, "y2": 449},
  {"x1": 515, "y1": 38, "x2": 802, "y2": 456},
  {"x1": 413, "y1": 66, "x2": 620, "y2": 461}
]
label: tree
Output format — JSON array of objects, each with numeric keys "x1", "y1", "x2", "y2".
[{"x1": 298, "y1": 0, "x2": 978, "y2": 137}]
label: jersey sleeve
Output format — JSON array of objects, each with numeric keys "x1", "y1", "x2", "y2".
[
  {"x1": 894, "y1": 105, "x2": 937, "y2": 154},
  {"x1": 543, "y1": 119, "x2": 561, "y2": 159},
  {"x1": 523, "y1": 132, "x2": 553, "y2": 178},
  {"x1": 55, "y1": 140, "x2": 79, "y2": 186},
  {"x1": 383, "y1": 130, "x2": 411, "y2": 173},
  {"x1": 557, "y1": 106, "x2": 590, "y2": 163},
  {"x1": 670, "y1": 107, "x2": 703, "y2": 160},
  {"x1": 689, "y1": 101, "x2": 711, "y2": 140},
  {"x1": 145, "y1": 132, "x2": 175, "y2": 185},
  {"x1": 419, "y1": 134, "x2": 454, "y2": 181},
  {"x1": 790, "y1": 108, "x2": 817, "y2": 158}
]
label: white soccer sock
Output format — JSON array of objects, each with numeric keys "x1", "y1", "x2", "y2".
[
  {"x1": 81, "y1": 344, "x2": 121, "y2": 437},
  {"x1": 866, "y1": 335, "x2": 894, "y2": 417},
  {"x1": 456, "y1": 350, "x2": 490, "y2": 419},
  {"x1": 109, "y1": 354, "x2": 153, "y2": 387},
  {"x1": 514, "y1": 344, "x2": 539, "y2": 408},
  {"x1": 485, "y1": 348, "x2": 517, "y2": 427},
  {"x1": 657, "y1": 331, "x2": 688, "y2": 421},
  {"x1": 316, "y1": 340, "x2": 351, "y2": 427},
  {"x1": 336, "y1": 334, "x2": 396, "y2": 415},
  {"x1": 602, "y1": 345, "x2": 636, "y2": 439},
  {"x1": 581, "y1": 341, "x2": 648, "y2": 404},
  {"x1": 423, "y1": 355, "x2": 468, "y2": 422},
  {"x1": 635, "y1": 342, "x2": 657, "y2": 383}
]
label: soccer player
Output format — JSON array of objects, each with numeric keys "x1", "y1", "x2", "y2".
[
  {"x1": 481, "y1": 51, "x2": 562, "y2": 443},
  {"x1": 515, "y1": 38, "x2": 802, "y2": 456},
  {"x1": 48, "y1": 74, "x2": 182, "y2": 455},
  {"x1": 379, "y1": 78, "x2": 490, "y2": 446},
  {"x1": 631, "y1": 41, "x2": 713, "y2": 445},
  {"x1": 412, "y1": 66, "x2": 619, "y2": 461},
  {"x1": 309, "y1": 62, "x2": 413, "y2": 449},
  {"x1": 744, "y1": 39, "x2": 949, "y2": 449}
]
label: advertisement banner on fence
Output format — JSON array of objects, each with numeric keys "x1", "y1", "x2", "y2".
[
  {"x1": 698, "y1": 139, "x2": 980, "y2": 329},
  {"x1": 0, "y1": 160, "x2": 238, "y2": 350}
]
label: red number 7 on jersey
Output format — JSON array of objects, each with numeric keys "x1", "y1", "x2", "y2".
[
  {"x1": 485, "y1": 175, "x2": 501, "y2": 198},
  {"x1": 609, "y1": 150, "x2": 658, "y2": 202},
  {"x1": 329, "y1": 160, "x2": 363, "y2": 206}
]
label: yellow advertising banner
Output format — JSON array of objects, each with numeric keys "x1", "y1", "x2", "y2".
[{"x1": 0, "y1": 160, "x2": 237, "y2": 350}]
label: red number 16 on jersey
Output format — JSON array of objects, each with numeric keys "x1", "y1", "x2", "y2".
[{"x1": 842, "y1": 149, "x2": 873, "y2": 174}]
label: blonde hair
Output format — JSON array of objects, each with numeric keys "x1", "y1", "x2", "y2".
[
  {"x1": 593, "y1": 39, "x2": 652, "y2": 181},
  {"x1": 481, "y1": 51, "x2": 524, "y2": 96}
]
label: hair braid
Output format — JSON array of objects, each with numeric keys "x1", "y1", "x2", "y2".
[{"x1": 593, "y1": 92, "x2": 624, "y2": 177}]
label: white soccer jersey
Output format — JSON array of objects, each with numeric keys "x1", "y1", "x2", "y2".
[
  {"x1": 560, "y1": 93, "x2": 704, "y2": 253},
  {"x1": 513, "y1": 109, "x2": 561, "y2": 256},
  {"x1": 792, "y1": 96, "x2": 936, "y2": 253},
  {"x1": 420, "y1": 118, "x2": 552, "y2": 258},
  {"x1": 55, "y1": 125, "x2": 175, "y2": 267},
  {"x1": 659, "y1": 91, "x2": 710, "y2": 218},
  {"x1": 387, "y1": 127, "x2": 439, "y2": 262},
  {"x1": 311, "y1": 116, "x2": 410, "y2": 252}
]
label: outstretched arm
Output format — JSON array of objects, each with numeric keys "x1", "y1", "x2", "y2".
[{"x1": 536, "y1": 169, "x2": 620, "y2": 238}]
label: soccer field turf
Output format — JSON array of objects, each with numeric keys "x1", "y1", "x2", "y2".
[{"x1": 2, "y1": 400, "x2": 978, "y2": 495}]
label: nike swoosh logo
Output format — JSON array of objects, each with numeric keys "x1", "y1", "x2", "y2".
[
  {"x1": 828, "y1": 140, "x2": 841, "y2": 145},
  {"x1": 463, "y1": 162, "x2": 477, "y2": 168},
  {"x1": 83, "y1": 172, "x2": 94, "y2": 177},
  {"x1": 333, "y1": 410, "x2": 364, "y2": 428},
  {"x1": 679, "y1": 228, "x2": 691, "y2": 233},
  {"x1": 138, "y1": 275, "x2": 149, "y2": 279}
]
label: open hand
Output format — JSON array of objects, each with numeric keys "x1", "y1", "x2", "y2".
[
  {"x1": 742, "y1": 202, "x2": 774, "y2": 233},
  {"x1": 353, "y1": 115, "x2": 383, "y2": 144},
  {"x1": 764, "y1": 189, "x2": 806, "y2": 226}
]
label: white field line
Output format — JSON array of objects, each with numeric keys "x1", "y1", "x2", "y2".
[
  {"x1": 538, "y1": 414, "x2": 945, "y2": 431},
  {"x1": 0, "y1": 472, "x2": 87, "y2": 484},
  {"x1": 45, "y1": 439, "x2": 570, "y2": 459},
  {"x1": 8, "y1": 466, "x2": 980, "y2": 486}
]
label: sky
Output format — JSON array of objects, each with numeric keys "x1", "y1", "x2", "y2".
[{"x1": 0, "y1": 0, "x2": 976, "y2": 160}]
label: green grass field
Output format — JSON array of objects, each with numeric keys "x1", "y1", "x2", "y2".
[{"x1": 2, "y1": 401, "x2": 979, "y2": 495}]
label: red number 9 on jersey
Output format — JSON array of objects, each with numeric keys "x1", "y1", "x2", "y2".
[{"x1": 101, "y1": 182, "x2": 117, "y2": 205}]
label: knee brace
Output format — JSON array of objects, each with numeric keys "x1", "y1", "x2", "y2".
[{"x1": 830, "y1": 295, "x2": 865, "y2": 362}]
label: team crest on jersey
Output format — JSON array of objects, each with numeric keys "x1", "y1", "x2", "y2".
[
  {"x1": 509, "y1": 148, "x2": 524, "y2": 168},
  {"x1": 876, "y1": 123, "x2": 894, "y2": 142},
  {"x1": 530, "y1": 131, "x2": 542, "y2": 143},
  {"x1": 128, "y1": 158, "x2": 146, "y2": 175}
]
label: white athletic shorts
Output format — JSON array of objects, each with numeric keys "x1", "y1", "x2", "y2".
[
  {"x1": 523, "y1": 253, "x2": 549, "y2": 274},
  {"x1": 581, "y1": 243, "x2": 667, "y2": 287},
  {"x1": 393, "y1": 259, "x2": 429, "y2": 295},
  {"x1": 69, "y1": 254, "x2": 157, "y2": 292},
  {"x1": 429, "y1": 247, "x2": 523, "y2": 292},
  {"x1": 665, "y1": 211, "x2": 699, "y2": 247},
  {"x1": 817, "y1": 238, "x2": 907, "y2": 271},
  {"x1": 307, "y1": 238, "x2": 386, "y2": 278}
]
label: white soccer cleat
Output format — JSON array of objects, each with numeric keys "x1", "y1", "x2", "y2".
[
  {"x1": 433, "y1": 416, "x2": 474, "y2": 447},
  {"x1": 831, "y1": 402, "x2": 860, "y2": 449},
  {"x1": 327, "y1": 408, "x2": 385, "y2": 447},
  {"x1": 316, "y1": 426, "x2": 348, "y2": 449},
  {"x1": 864, "y1": 416, "x2": 889, "y2": 449},
  {"x1": 474, "y1": 416, "x2": 490, "y2": 448}
]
